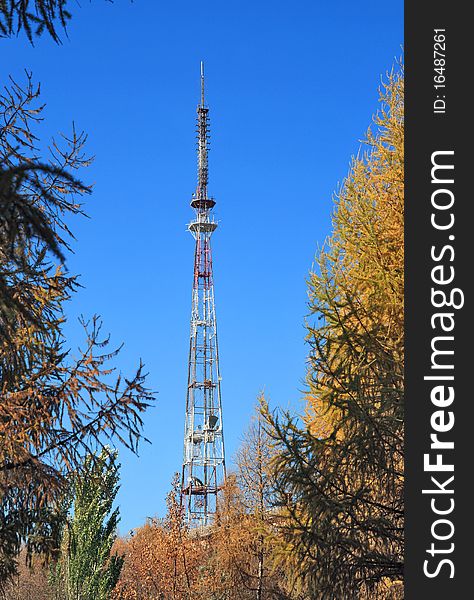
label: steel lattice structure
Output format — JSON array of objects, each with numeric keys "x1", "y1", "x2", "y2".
[{"x1": 180, "y1": 63, "x2": 226, "y2": 527}]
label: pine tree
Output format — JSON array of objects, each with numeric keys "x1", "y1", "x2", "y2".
[
  {"x1": 0, "y1": 71, "x2": 152, "y2": 588},
  {"x1": 52, "y1": 448, "x2": 124, "y2": 600},
  {"x1": 265, "y1": 65, "x2": 404, "y2": 599}
]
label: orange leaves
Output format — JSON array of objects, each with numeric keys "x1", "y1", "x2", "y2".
[{"x1": 113, "y1": 425, "x2": 292, "y2": 600}]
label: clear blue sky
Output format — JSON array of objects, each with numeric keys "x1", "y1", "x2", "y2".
[{"x1": 5, "y1": 0, "x2": 402, "y2": 533}]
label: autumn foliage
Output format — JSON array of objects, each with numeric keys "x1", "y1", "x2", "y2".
[
  {"x1": 1, "y1": 25, "x2": 404, "y2": 595},
  {"x1": 0, "y1": 72, "x2": 153, "y2": 585},
  {"x1": 265, "y1": 65, "x2": 404, "y2": 598},
  {"x1": 112, "y1": 411, "x2": 298, "y2": 600}
]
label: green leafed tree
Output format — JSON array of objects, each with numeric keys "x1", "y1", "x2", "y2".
[
  {"x1": 265, "y1": 64, "x2": 404, "y2": 599},
  {"x1": 51, "y1": 448, "x2": 124, "y2": 600}
]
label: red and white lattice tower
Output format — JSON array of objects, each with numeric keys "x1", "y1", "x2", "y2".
[{"x1": 180, "y1": 63, "x2": 226, "y2": 527}]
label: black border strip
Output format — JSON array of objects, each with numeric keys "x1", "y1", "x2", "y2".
[{"x1": 405, "y1": 2, "x2": 468, "y2": 597}]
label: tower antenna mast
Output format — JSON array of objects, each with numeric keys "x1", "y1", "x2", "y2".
[
  {"x1": 180, "y1": 63, "x2": 226, "y2": 527},
  {"x1": 200, "y1": 60, "x2": 205, "y2": 106}
]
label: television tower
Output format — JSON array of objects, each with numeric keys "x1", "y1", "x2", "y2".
[{"x1": 180, "y1": 63, "x2": 226, "y2": 527}]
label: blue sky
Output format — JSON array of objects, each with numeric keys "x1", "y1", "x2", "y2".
[{"x1": 5, "y1": 0, "x2": 403, "y2": 533}]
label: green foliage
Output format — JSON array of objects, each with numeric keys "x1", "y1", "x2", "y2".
[{"x1": 51, "y1": 448, "x2": 124, "y2": 600}]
